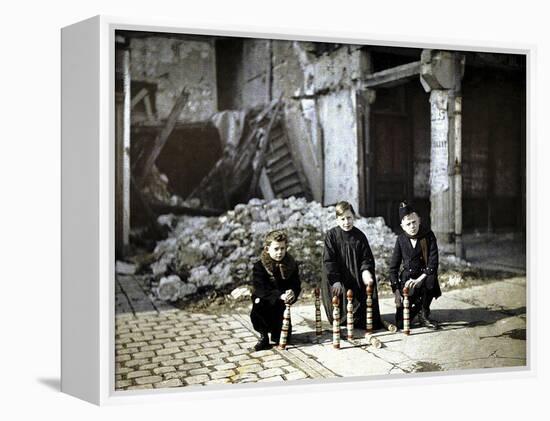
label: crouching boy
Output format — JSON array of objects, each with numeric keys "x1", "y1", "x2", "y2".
[
  {"x1": 389, "y1": 202, "x2": 442, "y2": 330},
  {"x1": 250, "y1": 229, "x2": 301, "y2": 351}
]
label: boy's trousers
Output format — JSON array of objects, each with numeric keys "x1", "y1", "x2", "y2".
[{"x1": 250, "y1": 297, "x2": 289, "y2": 338}]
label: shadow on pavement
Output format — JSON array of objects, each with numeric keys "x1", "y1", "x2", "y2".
[
  {"x1": 287, "y1": 306, "x2": 526, "y2": 346},
  {"x1": 431, "y1": 306, "x2": 526, "y2": 326}
]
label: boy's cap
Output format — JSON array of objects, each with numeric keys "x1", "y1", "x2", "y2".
[{"x1": 399, "y1": 201, "x2": 415, "y2": 221}]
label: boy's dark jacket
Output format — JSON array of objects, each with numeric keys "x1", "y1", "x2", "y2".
[
  {"x1": 251, "y1": 251, "x2": 301, "y2": 306},
  {"x1": 388, "y1": 226, "x2": 441, "y2": 298}
]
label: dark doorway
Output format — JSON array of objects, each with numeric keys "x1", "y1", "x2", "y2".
[{"x1": 369, "y1": 85, "x2": 414, "y2": 231}]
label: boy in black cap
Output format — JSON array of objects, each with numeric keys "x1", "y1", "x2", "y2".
[
  {"x1": 389, "y1": 202, "x2": 441, "y2": 330},
  {"x1": 250, "y1": 229, "x2": 301, "y2": 351}
]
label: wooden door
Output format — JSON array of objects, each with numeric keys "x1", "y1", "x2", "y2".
[{"x1": 369, "y1": 87, "x2": 413, "y2": 231}]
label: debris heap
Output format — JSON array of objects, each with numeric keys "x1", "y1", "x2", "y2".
[{"x1": 143, "y1": 197, "x2": 470, "y2": 302}]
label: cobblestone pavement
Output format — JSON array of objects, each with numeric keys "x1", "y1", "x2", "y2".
[{"x1": 115, "y1": 310, "x2": 336, "y2": 390}]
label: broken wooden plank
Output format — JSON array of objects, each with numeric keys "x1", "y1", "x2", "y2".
[
  {"x1": 272, "y1": 176, "x2": 301, "y2": 192},
  {"x1": 279, "y1": 184, "x2": 303, "y2": 197},
  {"x1": 270, "y1": 165, "x2": 300, "y2": 185},
  {"x1": 259, "y1": 168, "x2": 275, "y2": 200},
  {"x1": 248, "y1": 99, "x2": 284, "y2": 197},
  {"x1": 266, "y1": 150, "x2": 291, "y2": 168},
  {"x1": 144, "y1": 95, "x2": 155, "y2": 121},
  {"x1": 149, "y1": 202, "x2": 224, "y2": 217},
  {"x1": 139, "y1": 87, "x2": 189, "y2": 183},
  {"x1": 363, "y1": 61, "x2": 421, "y2": 89},
  {"x1": 267, "y1": 158, "x2": 294, "y2": 175},
  {"x1": 131, "y1": 88, "x2": 149, "y2": 108},
  {"x1": 186, "y1": 156, "x2": 226, "y2": 200},
  {"x1": 269, "y1": 138, "x2": 287, "y2": 155}
]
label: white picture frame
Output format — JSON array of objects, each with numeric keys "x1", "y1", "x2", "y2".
[{"x1": 61, "y1": 15, "x2": 534, "y2": 406}]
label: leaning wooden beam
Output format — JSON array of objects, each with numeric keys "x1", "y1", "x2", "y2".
[
  {"x1": 363, "y1": 61, "x2": 421, "y2": 89},
  {"x1": 248, "y1": 100, "x2": 283, "y2": 197},
  {"x1": 139, "y1": 88, "x2": 189, "y2": 184},
  {"x1": 258, "y1": 168, "x2": 275, "y2": 200},
  {"x1": 131, "y1": 88, "x2": 148, "y2": 108},
  {"x1": 186, "y1": 156, "x2": 226, "y2": 200}
]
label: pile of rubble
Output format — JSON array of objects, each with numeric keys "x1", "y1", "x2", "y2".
[{"x1": 133, "y1": 197, "x2": 470, "y2": 302}]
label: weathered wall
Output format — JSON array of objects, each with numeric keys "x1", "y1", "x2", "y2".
[
  {"x1": 319, "y1": 90, "x2": 359, "y2": 209},
  {"x1": 130, "y1": 37, "x2": 217, "y2": 123},
  {"x1": 273, "y1": 42, "x2": 368, "y2": 206},
  {"x1": 272, "y1": 41, "x2": 319, "y2": 201},
  {"x1": 239, "y1": 40, "x2": 271, "y2": 108},
  {"x1": 227, "y1": 40, "x2": 369, "y2": 205}
]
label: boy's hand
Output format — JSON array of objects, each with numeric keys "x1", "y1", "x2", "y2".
[
  {"x1": 284, "y1": 289, "x2": 295, "y2": 304},
  {"x1": 407, "y1": 275, "x2": 425, "y2": 289},
  {"x1": 331, "y1": 282, "x2": 344, "y2": 296},
  {"x1": 361, "y1": 270, "x2": 373, "y2": 286}
]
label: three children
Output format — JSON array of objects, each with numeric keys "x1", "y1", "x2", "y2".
[{"x1": 249, "y1": 200, "x2": 441, "y2": 349}]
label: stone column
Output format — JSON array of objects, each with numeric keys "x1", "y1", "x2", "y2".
[
  {"x1": 451, "y1": 93, "x2": 464, "y2": 258},
  {"x1": 428, "y1": 89, "x2": 453, "y2": 244},
  {"x1": 115, "y1": 39, "x2": 131, "y2": 257},
  {"x1": 420, "y1": 50, "x2": 465, "y2": 252}
]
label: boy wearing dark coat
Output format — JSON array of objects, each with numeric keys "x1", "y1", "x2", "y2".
[
  {"x1": 321, "y1": 201, "x2": 383, "y2": 330},
  {"x1": 250, "y1": 230, "x2": 301, "y2": 351},
  {"x1": 389, "y1": 202, "x2": 442, "y2": 330}
]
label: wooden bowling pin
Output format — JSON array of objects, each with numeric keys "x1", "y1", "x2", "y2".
[
  {"x1": 279, "y1": 304, "x2": 291, "y2": 350},
  {"x1": 365, "y1": 333, "x2": 382, "y2": 349},
  {"x1": 315, "y1": 287, "x2": 322, "y2": 339},
  {"x1": 366, "y1": 282, "x2": 373, "y2": 333},
  {"x1": 403, "y1": 286, "x2": 410, "y2": 335},
  {"x1": 332, "y1": 296, "x2": 340, "y2": 349},
  {"x1": 346, "y1": 289, "x2": 354, "y2": 340}
]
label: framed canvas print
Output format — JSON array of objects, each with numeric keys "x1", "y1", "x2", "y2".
[{"x1": 61, "y1": 15, "x2": 530, "y2": 405}]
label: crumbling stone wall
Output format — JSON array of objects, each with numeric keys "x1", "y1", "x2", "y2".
[
  {"x1": 130, "y1": 37, "x2": 217, "y2": 123},
  {"x1": 277, "y1": 43, "x2": 368, "y2": 208},
  {"x1": 318, "y1": 91, "x2": 360, "y2": 209},
  {"x1": 240, "y1": 40, "x2": 271, "y2": 108}
]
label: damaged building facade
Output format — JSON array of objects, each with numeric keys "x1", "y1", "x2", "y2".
[{"x1": 115, "y1": 32, "x2": 526, "y2": 258}]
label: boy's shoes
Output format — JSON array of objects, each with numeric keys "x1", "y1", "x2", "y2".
[
  {"x1": 254, "y1": 333, "x2": 270, "y2": 351},
  {"x1": 417, "y1": 311, "x2": 439, "y2": 330}
]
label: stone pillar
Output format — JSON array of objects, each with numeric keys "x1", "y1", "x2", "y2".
[
  {"x1": 115, "y1": 39, "x2": 131, "y2": 257},
  {"x1": 451, "y1": 93, "x2": 464, "y2": 258},
  {"x1": 420, "y1": 50, "x2": 465, "y2": 252},
  {"x1": 428, "y1": 89, "x2": 454, "y2": 244}
]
